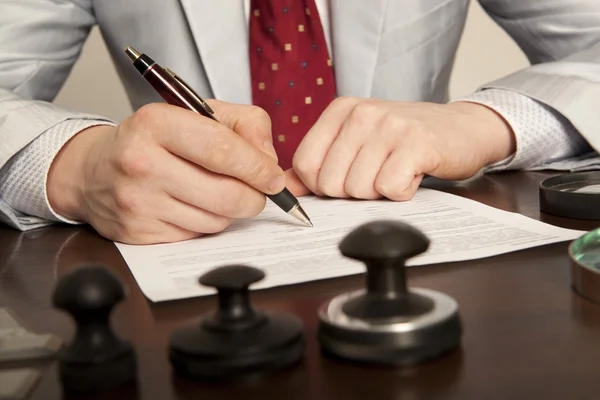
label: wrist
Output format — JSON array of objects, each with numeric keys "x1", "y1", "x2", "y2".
[
  {"x1": 447, "y1": 101, "x2": 516, "y2": 166},
  {"x1": 47, "y1": 125, "x2": 114, "y2": 221}
]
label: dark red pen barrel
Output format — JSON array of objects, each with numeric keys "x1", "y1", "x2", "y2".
[{"x1": 142, "y1": 66, "x2": 202, "y2": 112}]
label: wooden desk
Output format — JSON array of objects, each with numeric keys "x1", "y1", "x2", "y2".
[{"x1": 2, "y1": 172, "x2": 600, "y2": 400}]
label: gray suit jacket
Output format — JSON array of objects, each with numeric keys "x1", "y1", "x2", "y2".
[{"x1": 1, "y1": 0, "x2": 600, "y2": 185}]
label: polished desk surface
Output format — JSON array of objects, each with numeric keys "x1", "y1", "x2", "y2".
[{"x1": 2, "y1": 172, "x2": 600, "y2": 400}]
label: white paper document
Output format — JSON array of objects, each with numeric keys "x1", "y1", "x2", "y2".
[{"x1": 115, "y1": 189, "x2": 586, "y2": 302}]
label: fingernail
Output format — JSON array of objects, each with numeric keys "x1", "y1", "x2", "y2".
[
  {"x1": 263, "y1": 139, "x2": 278, "y2": 160},
  {"x1": 269, "y1": 174, "x2": 286, "y2": 194}
]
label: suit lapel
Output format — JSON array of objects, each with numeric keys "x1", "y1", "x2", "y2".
[
  {"x1": 178, "y1": 1, "x2": 388, "y2": 102},
  {"x1": 330, "y1": 0, "x2": 389, "y2": 98},
  {"x1": 179, "y1": 0, "x2": 252, "y2": 104}
]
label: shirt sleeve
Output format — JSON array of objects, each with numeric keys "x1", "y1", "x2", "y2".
[
  {"x1": 0, "y1": 118, "x2": 116, "y2": 230},
  {"x1": 454, "y1": 88, "x2": 592, "y2": 171}
]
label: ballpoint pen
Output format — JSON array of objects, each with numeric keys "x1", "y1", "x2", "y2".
[{"x1": 124, "y1": 46, "x2": 312, "y2": 227}]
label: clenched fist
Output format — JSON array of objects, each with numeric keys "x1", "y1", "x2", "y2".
[
  {"x1": 286, "y1": 97, "x2": 515, "y2": 199},
  {"x1": 47, "y1": 100, "x2": 285, "y2": 244}
]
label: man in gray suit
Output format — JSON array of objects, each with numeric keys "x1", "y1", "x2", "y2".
[{"x1": 0, "y1": 0, "x2": 598, "y2": 244}]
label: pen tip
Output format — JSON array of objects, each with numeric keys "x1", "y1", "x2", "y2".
[
  {"x1": 289, "y1": 204, "x2": 313, "y2": 227},
  {"x1": 124, "y1": 46, "x2": 141, "y2": 62}
]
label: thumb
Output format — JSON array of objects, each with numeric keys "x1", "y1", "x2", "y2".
[{"x1": 284, "y1": 169, "x2": 312, "y2": 197}]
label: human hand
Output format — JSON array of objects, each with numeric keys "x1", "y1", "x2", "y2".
[
  {"x1": 47, "y1": 101, "x2": 284, "y2": 244},
  {"x1": 285, "y1": 97, "x2": 515, "y2": 199}
]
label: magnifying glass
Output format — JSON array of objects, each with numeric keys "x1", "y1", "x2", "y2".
[
  {"x1": 570, "y1": 229, "x2": 600, "y2": 304},
  {"x1": 539, "y1": 172, "x2": 600, "y2": 302},
  {"x1": 540, "y1": 171, "x2": 600, "y2": 220}
]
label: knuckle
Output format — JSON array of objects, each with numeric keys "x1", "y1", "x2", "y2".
[
  {"x1": 316, "y1": 175, "x2": 348, "y2": 198},
  {"x1": 349, "y1": 102, "x2": 384, "y2": 126},
  {"x1": 345, "y1": 183, "x2": 377, "y2": 200},
  {"x1": 317, "y1": 178, "x2": 334, "y2": 197},
  {"x1": 130, "y1": 103, "x2": 163, "y2": 130},
  {"x1": 344, "y1": 185, "x2": 359, "y2": 198},
  {"x1": 332, "y1": 96, "x2": 361, "y2": 110},
  {"x1": 374, "y1": 180, "x2": 393, "y2": 198},
  {"x1": 115, "y1": 146, "x2": 152, "y2": 178},
  {"x1": 375, "y1": 180, "x2": 409, "y2": 201},
  {"x1": 292, "y1": 154, "x2": 317, "y2": 179},
  {"x1": 114, "y1": 186, "x2": 142, "y2": 216},
  {"x1": 380, "y1": 112, "x2": 410, "y2": 134},
  {"x1": 246, "y1": 105, "x2": 271, "y2": 125},
  {"x1": 291, "y1": 155, "x2": 304, "y2": 174}
]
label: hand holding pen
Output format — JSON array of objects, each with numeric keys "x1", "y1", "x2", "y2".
[
  {"x1": 45, "y1": 48, "x2": 311, "y2": 245},
  {"x1": 124, "y1": 46, "x2": 312, "y2": 226}
]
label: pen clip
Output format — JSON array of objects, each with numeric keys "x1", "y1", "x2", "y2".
[{"x1": 163, "y1": 67, "x2": 215, "y2": 115}]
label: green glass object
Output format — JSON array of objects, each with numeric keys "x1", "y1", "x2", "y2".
[{"x1": 570, "y1": 228, "x2": 600, "y2": 272}]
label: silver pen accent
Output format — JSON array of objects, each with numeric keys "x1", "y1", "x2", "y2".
[{"x1": 288, "y1": 204, "x2": 313, "y2": 227}]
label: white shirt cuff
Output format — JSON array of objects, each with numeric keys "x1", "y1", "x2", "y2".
[
  {"x1": 454, "y1": 88, "x2": 591, "y2": 171},
  {"x1": 0, "y1": 118, "x2": 116, "y2": 227}
]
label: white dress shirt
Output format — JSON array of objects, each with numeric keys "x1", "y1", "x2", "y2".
[{"x1": 0, "y1": 0, "x2": 590, "y2": 230}]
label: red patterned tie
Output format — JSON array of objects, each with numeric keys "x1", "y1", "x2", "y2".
[{"x1": 249, "y1": 0, "x2": 337, "y2": 170}]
